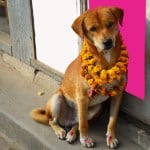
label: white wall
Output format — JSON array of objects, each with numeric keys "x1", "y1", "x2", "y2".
[{"x1": 32, "y1": 0, "x2": 79, "y2": 73}]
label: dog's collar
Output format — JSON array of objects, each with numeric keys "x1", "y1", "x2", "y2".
[{"x1": 80, "y1": 39, "x2": 128, "y2": 97}]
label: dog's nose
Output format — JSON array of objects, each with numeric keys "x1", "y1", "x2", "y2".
[{"x1": 103, "y1": 39, "x2": 113, "y2": 50}]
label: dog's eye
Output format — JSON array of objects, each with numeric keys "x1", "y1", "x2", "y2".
[
  {"x1": 107, "y1": 22, "x2": 114, "y2": 28},
  {"x1": 89, "y1": 26, "x2": 97, "y2": 32}
]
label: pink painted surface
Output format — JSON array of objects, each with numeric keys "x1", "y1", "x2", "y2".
[{"x1": 89, "y1": 0, "x2": 146, "y2": 100}]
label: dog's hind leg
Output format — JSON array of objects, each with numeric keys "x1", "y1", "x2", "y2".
[
  {"x1": 49, "y1": 119, "x2": 66, "y2": 140},
  {"x1": 47, "y1": 91, "x2": 66, "y2": 140},
  {"x1": 66, "y1": 124, "x2": 78, "y2": 143}
]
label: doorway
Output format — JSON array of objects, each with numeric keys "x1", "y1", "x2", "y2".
[{"x1": 32, "y1": 0, "x2": 81, "y2": 73}]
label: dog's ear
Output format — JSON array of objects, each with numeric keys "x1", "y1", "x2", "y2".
[
  {"x1": 72, "y1": 10, "x2": 91, "y2": 39},
  {"x1": 71, "y1": 14, "x2": 85, "y2": 39},
  {"x1": 109, "y1": 7, "x2": 124, "y2": 26}
]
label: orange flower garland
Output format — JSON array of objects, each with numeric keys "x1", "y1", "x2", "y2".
[{"x1": 80, "y1": 40, "x2": 128, "y2": 97}]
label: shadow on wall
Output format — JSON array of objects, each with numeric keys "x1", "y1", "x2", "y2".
[
  {"x1": 146, "y1": 0, "x2": 150, "y2": 65},
  {"x1": 146, "y1": 19, "x2": 150, "y2": 65},
  {"x1": 121, "y1": 12, "x2": 150, "y2": 125},
  {"x1": 146, "y1": 18, "x2": 150, "y2": 101}
]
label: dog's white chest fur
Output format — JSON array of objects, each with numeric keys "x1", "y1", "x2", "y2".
[{"x1": 103, "y1": 51, "x2": 111, "y2": 63}]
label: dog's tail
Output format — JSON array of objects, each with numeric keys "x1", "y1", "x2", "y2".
[{"x1": 30, "y1": 108, "x2": 49, "y2": 125}]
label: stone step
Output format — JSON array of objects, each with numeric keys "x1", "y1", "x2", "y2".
[{"x1": 0, "y1": 59, "x2": 145, "y2": 150}]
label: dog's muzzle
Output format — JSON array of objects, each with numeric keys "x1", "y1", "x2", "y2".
[{"x1": 103, "y1": 39, "x2": 113, "y2": 50}]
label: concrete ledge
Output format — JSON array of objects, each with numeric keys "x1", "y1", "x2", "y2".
[
  {"x1": 118, "y1": 117, "x2": 150, "y2": 150},
  {"x1": 1, "y1": 52, "x2": 61, "y2": 92},
  {"x1": 33, "y1": 71, "x2": 60, "y2": 92},
  {"x1": 0, "y1": 111, "x2": 50, "y2": 150},
  {"x1": 0, "y1": 30, "x2": 11, "y2": 55},
  {"x1": 0, "y1": 53, "x2": 148, "y2": 150},
  {"x1": 3, "y1": 53, "x2": 35, "y2": 82},
  {"x1": 0, "y1": 130, "x2": 23, "y2": 150},
  {"x1": 0, "y1": 50, "x2": 3, "y2": 63}
]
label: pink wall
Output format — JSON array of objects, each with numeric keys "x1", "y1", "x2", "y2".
[{"x1": 89, "y1": 0, "x2": 146, "y2": 100}]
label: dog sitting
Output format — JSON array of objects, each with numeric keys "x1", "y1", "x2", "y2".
[{"x1": 30, "y1": 6, "x2": 128, "y2": 149}]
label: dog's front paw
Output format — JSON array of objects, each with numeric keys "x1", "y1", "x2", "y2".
[
  {"x1": 106, "y1": 133, "x2": 118, "y2": 149},
  {"x1": 80, "y1": 136, "x2": 94, "y2": 148},
  {"x1": 66, "y1": 130, "x2": 77, "y2": 143}
]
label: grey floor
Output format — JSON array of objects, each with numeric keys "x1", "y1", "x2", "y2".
[{"x1": 0, "y1": 58, "x2": 143, "y2": 150}]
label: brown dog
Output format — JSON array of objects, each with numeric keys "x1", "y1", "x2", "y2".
[{"x1": 30, "y1": 6, "x2": 128, "y2": 149}]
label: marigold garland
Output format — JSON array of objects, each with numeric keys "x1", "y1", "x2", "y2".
[{"x1": 80, "y1": 40, "x2": 128, "y2": 97}]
